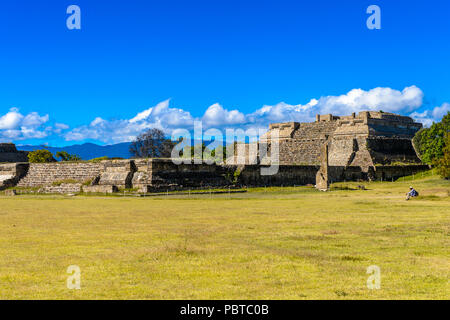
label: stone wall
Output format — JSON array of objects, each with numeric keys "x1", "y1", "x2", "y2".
[
  {"x1": 257, "y1": 111, "x2": 423, "y2": 167},
  {"x1": 0, "y1": 143, "x2": 29, "y2": 163},
  {"x1": 0, "y1": 144, "x2": 18, "y2": 153},
  {"x1": 0, "y1": 163, "x2": 29, "y2": 190},
  {"x1": 0, "y1": 110, "x2": 428, "y2": 195},
  {"x1": 82, "y1": 185, "x2": 118, "y2": 194},
  {"x1": 291, "y1": 122, "x2": 338, "y2": 139},
  {"x1": 366, "y1": 138, "x2": 421, "y2": 164},
  {"x1": 367, "y1": 117, "x2": 422, "y2": 138},
  {"x1": 97, "y1": 160, "x2": 136, "y2": 188},
  {"x1": 372, "y1": 165, "x2": 430, "y2": 181},
  {"x1": 238, "y1": 165, "x2": 320, "y2": 186},
  {"x1": 41, "y1": 183, "x2": 82, "y2": 194},
  {"x1": 315, "y1": 141, "x2": 329, "y2": 191},
  {"x1": 14, "y1": 160, "x2": 141, "y2": 189},
  {"x1": 2, "y1": 159, "x2": 430, "y2": 194},
  {"x1": 16, "y1": 162, "x2": 104, "y2": 187},
  {"x1": 328, "y1": 138, "x2": 357, "y2": 167},
  {"x1": 257, "y1": 121, "x2": 338, "y2": 165},
  {"x1": 133, "y1": 159, "x2": 231, "y2": 192},
  {"x1": 276, "y1": 138, "x2": 327, "y2": 165}
]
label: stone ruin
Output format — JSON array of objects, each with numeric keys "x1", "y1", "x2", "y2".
[
  {"x1": 260, "y1": 111, "x2": 422, "y2": 167},
  {"x1": 315, "y1": 139, "x2": 330, "y2": 191},
  {"x1": 0, "y1": 143, "x2": 29, "y2": 163},
  {"x1": 0, "y1": 111, "x2": 429, "y2": 194}
]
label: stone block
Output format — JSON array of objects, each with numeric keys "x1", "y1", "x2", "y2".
[
  {"x1": 4, "y1": 189, "x2": 17, "y2": 196},
  {"x1": 83, "y1": 185, "x2": 118, "y2": 193}
]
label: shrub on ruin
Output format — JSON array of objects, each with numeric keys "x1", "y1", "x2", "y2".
[
  {"x1": 88, "y1": 156, "x2": 109, "y2": 163},
  {"x1": 27, "y1": 149, "x2": 55, "y2": 163},
  {"x1": 56, "y1": 151, "x2": 81, "y2": 162},
  {"x1": 224, "y1": 167, "x2": 241, "y2": 184},
  {"x1": 52, "y1": 179, "x2": 78, "y2": 186},
  {"x1": 82, "y1": 178, "x2": 94, "y2": 186}
]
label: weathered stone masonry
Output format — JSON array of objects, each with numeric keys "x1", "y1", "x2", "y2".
[
  {"x1": 261, "y1": 111, "x2": 422, "y2": 167},
  {"x1": 0, "y1": 143, "x2": 28, "y2": 163},
  {"x1": 16, "y1": 162, "x2": 104, "y2": 188},
  {"x1": 0, "y1": 111, "x2": 429, "y2": 194},
  {"x1": 0, "y1": 163, "x2": 28, "y2": 189},
  {"x1": 0, "y1": 158, "x2": 428, "y2": 194}
]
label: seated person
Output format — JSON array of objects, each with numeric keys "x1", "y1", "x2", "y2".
[{"x1": 406, "y1": 186, "x2": 419, "y2": 200}]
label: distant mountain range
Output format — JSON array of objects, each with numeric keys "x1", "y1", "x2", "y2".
[
  {"x1": 16, "y1": 139, "x2": 224, "y2": 160},
  {"x1": 17, "y1": 142, "x2": 133, "y2": 160}
]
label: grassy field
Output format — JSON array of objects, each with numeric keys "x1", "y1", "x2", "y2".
[{"x1": 0, "y1": 171, "x2": 449, "y2": 299}]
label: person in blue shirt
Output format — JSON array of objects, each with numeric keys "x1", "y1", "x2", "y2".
[{"x1": 406, "y1": 186, "x2": 419, "y2": 200}]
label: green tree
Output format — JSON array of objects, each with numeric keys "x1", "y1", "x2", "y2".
[
  {"x1": 27, "y1": 149, "x2": 55, "y2": 163},
  {"x1": 56, "y1": 151, "x2": 81, "y2": 162},
  {"x1": 413, "y1": 112, "x2": 450, "y2": 164},
  {"x1": 436, "y1": 133, "x2": 450, "y2": 179},
  {"x1": 130, "y1": 128, "x2": 174, "y2": 158}
]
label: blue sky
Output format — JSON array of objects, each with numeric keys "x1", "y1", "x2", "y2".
[{"x1": 0, "y1": 0, "x2": 449, "y2": 146}]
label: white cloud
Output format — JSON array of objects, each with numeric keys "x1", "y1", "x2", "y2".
[
  {"x1": 21, "y1": 112, "x2": 49, "y2": 128},
  {"x1": 202, "y1": 103, "x2": 246, "y2": 127},
  {"x1": 431, "y1": 103, "x2": 450, "y2": 120},
  {"x1": 3, "y1": 86, "x2": 445, "y2": 144},
  {"x1": 62, "y1": 86, "x2": 430, "y2": 144},
  {"x1": 410, "y1": 102, "x2": 450, "y2": 127},
  {"x1": 245, "y1": 86, "x2": 424, "y2": 127},
  {"x1": 129, "y1": 106, "x2": 154, "y2": 123},
  {"x1": 314, "y1": 86, "x2": 423, "y2": 114},
  {"x1": 90, "y1": 117, "x2": 106, "y2": 126},
  {"x1": 64, "y1": 99, "x2": 196, "y2": 143},
  {"x1": 53, "y1": 123, "x2": 70, "y2": 134},
  {"x1": 0, "y1": 108, "x2": 24, "y2": 130},
  {"x1": 55, "y1": 123, "x2": 69, "y2": 130},
  {"x1": 0, "y1": 108, "x2": 51, "y2": 141}
]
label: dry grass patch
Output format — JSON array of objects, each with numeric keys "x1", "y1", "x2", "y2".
[{"x1": 0, "y1": 172, "x2": 448, "y2": 299}]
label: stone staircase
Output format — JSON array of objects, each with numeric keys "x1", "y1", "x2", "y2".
[{"x1": 16, "y1": 162, "x2": 104, "y2": 188}]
